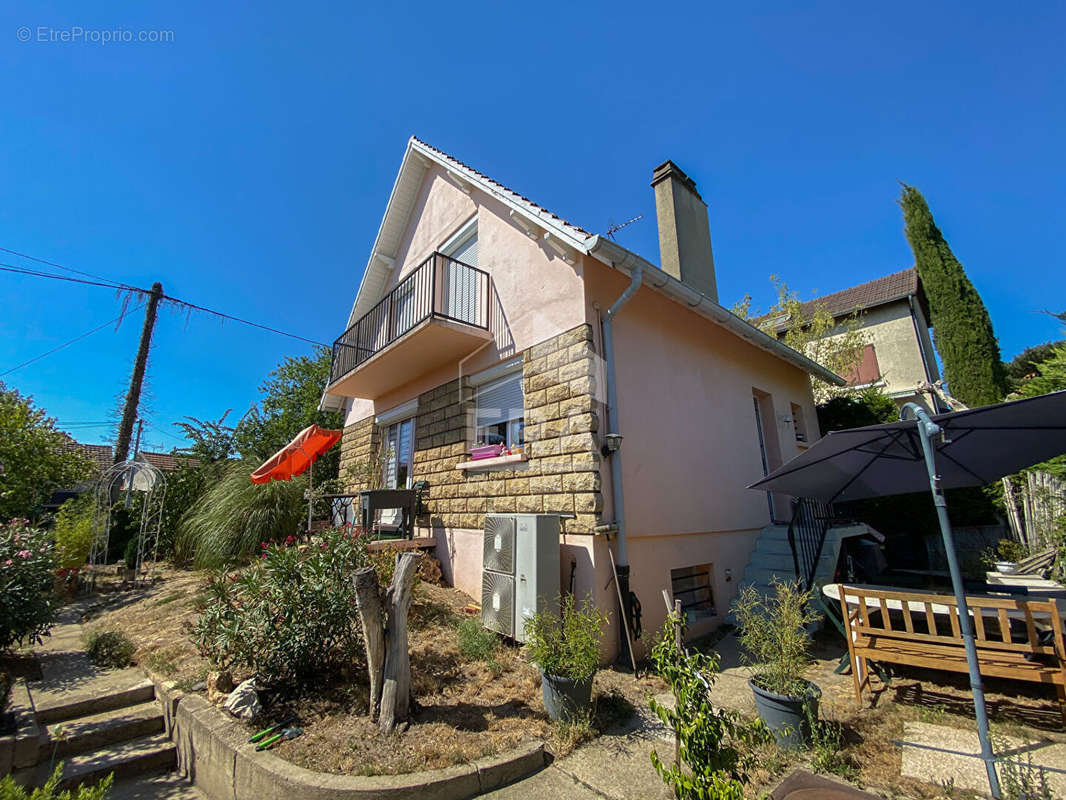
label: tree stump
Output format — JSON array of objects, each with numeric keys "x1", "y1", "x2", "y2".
[
  {"x1": 354, "y1": 565, "x2": 385, "y2": 720},
  {"x1": 354, "y1": 552, "x2": 420, "y2": 733}
]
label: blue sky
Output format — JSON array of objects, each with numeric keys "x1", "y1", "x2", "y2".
[{"x1": 1, "y1": 1, "x2": 1063, "y2": 451}]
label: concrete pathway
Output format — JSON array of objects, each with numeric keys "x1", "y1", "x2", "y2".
[
  {"x1": 30, "y1": 603, "x2": 147, "y2": 712},
  {"x1": 28, "y1": 602, "x2": 204, "y2": 799},
  {"x1": 901, "y1": 720, "x2": 1066, "y2": 796},
  {"x1": 483, "y1": 698, "x2": 675, "y2": 799}
]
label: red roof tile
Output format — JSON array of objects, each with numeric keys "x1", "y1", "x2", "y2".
[{"x1": 758, "y1": 268, "x2": 925, "y2": 330}]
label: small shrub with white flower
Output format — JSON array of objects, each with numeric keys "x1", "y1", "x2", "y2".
[{"x1": 0, "y1": 519, "x2": 58, "y2": 651}]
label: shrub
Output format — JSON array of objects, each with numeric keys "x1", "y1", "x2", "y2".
[
  {"x1": 648, "y1": 611, "x2": 767, "y2": 800},
  {"x1": 175, "y1": 460, "x2": 307, "y2": 568},
  {"x1": 524, "y1": 594, "x2": 606, "y2": 681},
  {"x1": 52, "y1": 496, "x2": 95, "y2": 570},
  {"x1": 85, "y1": 630, "x2": 136, "y2": 669},
  {"x1": 456, "y1": 618, "x2": 498, "y2": 662},
  {"x1": 0, "y1": 765, "x2": 112, "y2": 799},
  {"x1": 0, "y1": 520, "x2": 57, "y2": 652},
  {"x1": 731, "y1": 579, "x2": 819, "y2": 697},
  {"x1": 192, "y1": 527, "x2": 368, "y2": 689}
]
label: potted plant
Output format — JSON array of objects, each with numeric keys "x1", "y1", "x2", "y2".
[
  {"x1": 525, "y1": 593, "x2": 607, "y2": 721},
  {"x1": 730, "y1": 579, "x2": 821, "y2": 748}
]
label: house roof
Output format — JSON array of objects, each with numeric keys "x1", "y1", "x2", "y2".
[
  {"x1": 328, "y1": 138, "x2": 844, "y2": 410},
  {"x1": 57, "y1": 437, "x2": 197, "y2": 474},
  {"x1": 758, "y1": 268, "x2": 927, "y2": 332},
  {"x1": 139, "y1": 450, "x2": 198, "y2": 472},
  {"x1": 59, "y1": 438, "x2": 112, "y2": 474}
]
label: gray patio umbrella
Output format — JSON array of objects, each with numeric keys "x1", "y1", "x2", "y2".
[{"x1": 748, "y1": 390, "x2": 1066, "y2": 799}]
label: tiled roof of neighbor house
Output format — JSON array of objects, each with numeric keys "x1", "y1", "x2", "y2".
[
  {"x1": 57, "y1": 436, "x2": 197, "y2": 474},
  {"x1": 139, "y1": 450, "x2": 199, "y2": 472},
  {"x1": 757, "y1": 268, "x2": 926, "y2": 331},
  {"x1": 59, "y1": 439, "x2": 113, "y2": 474}
]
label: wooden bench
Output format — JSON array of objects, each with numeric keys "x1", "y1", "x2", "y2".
[{"x1": 837, "y1": 584, "x2": 1066, "y2": 723}]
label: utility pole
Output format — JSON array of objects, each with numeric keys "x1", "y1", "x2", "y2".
[
  {"x1": 124, "y1": 419, "x2": 144, "y2": 508},
  {"x1": 114, "y1": 282, "x2": 163, "y2": 464}
]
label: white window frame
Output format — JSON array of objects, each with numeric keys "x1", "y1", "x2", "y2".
[{"x1": 472, "y1": 365, "x2": 524, "y2": 451}]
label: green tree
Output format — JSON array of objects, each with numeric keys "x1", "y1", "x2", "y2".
[
  {"x1": 233, "y1": 348, "x2": 343, "y2": 477},
  {"x1": 1005, "y1": 340, "x2": 1065, "y2": 391},
  {"x1": 0, "y1": 383, "x2": 92, "y2": 520},
  {"x1": 734, "y1": 276, "x2": 869, "y2": 403},
  {"x1": 900, "y1": 185, "x2": 1008, "y2": 406}
]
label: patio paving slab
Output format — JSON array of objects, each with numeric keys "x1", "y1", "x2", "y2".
[{"x1": 900, "y1": 720, "x2": 1066, "y2": 796}]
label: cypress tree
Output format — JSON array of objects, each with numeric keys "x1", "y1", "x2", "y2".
[{"x1": 900, "y1": 185, "x2": 1008, "y2": 406}]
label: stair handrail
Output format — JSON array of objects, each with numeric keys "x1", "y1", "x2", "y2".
[{"x1": 786, "y1": 496, "x2": 836, "y2": 592}]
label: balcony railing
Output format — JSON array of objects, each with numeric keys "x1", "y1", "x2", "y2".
[{"x1": 330, "y1": 252, "x2": 491, "y2": 385}]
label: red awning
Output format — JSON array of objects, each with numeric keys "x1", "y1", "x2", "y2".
[{"x1": 250, "y1": 424, "x2": 342, "y2": 485}]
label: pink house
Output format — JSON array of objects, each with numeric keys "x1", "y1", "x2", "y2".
[{"x1": 320, "y1": 137, "x2": 843, "y2": 661}]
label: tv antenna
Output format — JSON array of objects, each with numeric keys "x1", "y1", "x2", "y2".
[{"x1": 605, "y1": 214, "x2": 643, "y2": 240}]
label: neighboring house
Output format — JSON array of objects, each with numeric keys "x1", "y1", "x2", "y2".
[
  {"x1": 764, "y1": 268, "x2": 942, "y2": 410},
  {"x1": 320, "y1": 137, "x2": 841, "y2": 658},
  {"x1": 46, "y1": 439, "x2": 197, "y2": 512}
]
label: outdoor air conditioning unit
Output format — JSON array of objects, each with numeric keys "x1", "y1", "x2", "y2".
[{"x1": 481, "y1": 513, "x2": 560, "y2": 642}]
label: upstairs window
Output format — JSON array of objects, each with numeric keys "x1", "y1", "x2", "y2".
[
  {"x1": 475, "y1": 372, "x2": 524, "y2": 450},
  {"x1": 845, "y1": 344, "x2": 882, "y2": 387}
]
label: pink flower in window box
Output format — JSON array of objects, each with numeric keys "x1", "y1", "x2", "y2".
[{"x1": 471, "y1": 444, "x2": 505, "y2": 460}]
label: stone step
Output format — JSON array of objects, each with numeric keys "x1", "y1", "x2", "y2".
[
  {"x1": 753, "y1": 537, "x2": 794, "y2": 556},
  {"x1": 34, "y1": 680, "x2": 155, "y2": 725},
  {"x1": 53, "y1": 733, "x2": 176, "y2": 791},
  {"x1": 42, "y1": 701, "x2": 164, "y2": 760},
  {"x1": 109, "y1": 770, "x2": 205, "y2": 799},
  {"x1": 744, "y1": 551, "x2": 795, "y2": 572}
]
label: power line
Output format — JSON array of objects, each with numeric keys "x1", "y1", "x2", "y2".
[
  {"x1": 0, "y1": 246, "x2": 119, "y2": 284},
  {"x1": 1, "y1": 303, "x2": 145, "y2": 377},
  {"x1": 0, "y1": 252, "x2": 331, "y2": 347}
]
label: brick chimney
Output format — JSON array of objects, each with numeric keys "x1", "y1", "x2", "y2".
[{"x1": 651, "y1": 160, "x2": 717, "y2": 301}]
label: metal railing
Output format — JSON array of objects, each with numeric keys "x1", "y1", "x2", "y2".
[
  {"x1": 330, "y1": 252, "x2": 491, "y2": 385},
  {"x1": 787, "y1": 497, "x2": 836, "y2": 592}
]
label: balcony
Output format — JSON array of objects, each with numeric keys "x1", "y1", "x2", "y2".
[{"x1": 326, "y1": 252, "x2": 493, "y2": 400}]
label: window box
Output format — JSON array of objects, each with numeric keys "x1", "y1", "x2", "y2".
[
  {"x1": 470, "y1": 443, "x2": 506, "y2": 461},
  {"x1": 456, "y1": 452, "x2": 529, "y2": 471}
]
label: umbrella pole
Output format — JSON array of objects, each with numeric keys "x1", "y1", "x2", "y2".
[
  {"x1": 903, "y1": 403, "x2": 1001, "y2": 799},
  {"x1": 307, "y1": 457, "x2": 314, "y2": 535}
]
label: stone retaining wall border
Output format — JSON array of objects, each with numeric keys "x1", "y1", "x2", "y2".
[{"x1": 154, "y1": 680, "x2": 545, "y2": 800}]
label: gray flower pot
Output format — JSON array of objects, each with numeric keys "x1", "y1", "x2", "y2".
[
  {"x1": 749, "y1": 678, "x2": 821, "y2": 749},
  {"x1": 541, "y1": 671, "x2": 593, "y2": 722}
]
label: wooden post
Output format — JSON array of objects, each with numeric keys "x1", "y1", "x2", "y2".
[
  {"x1": 354, "y1": 565, "x2": 385, "y2": 720},
  {"x1": 379, "y1": 552, "x2": 420, "y2": 733},
  {"x1": 114, "y1": 283, "x2": 163, "y2": 465}
]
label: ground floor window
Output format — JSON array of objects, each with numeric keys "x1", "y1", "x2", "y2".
[
  {"x1": 475, "y1": 372, "x2": 524, "y2": 449},
  {"x1": 671, "y1": 563, "x2": 717, "y2": 621}
]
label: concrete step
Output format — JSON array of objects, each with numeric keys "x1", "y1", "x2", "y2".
[
  {"x1": 753, "y1": 537, "x2": 794, "y2": 556},
  {"x1": 743, "y1": 551, "x2": 795, "y2": 572},
  {"x1": 35, "y1": 680, "x2": 155, "y2": 725},
  {"x1": 54, "y1": 733, "x2": 176, "y2": 791},
  {"x1": 109, "y1": 770, "x2": 205, "y2": 799},
  {"x1": 42, "y1": 701, "x2": 164, "y2": 760}
]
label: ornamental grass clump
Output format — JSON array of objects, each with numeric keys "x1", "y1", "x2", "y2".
[
  {"x1": 192, "y1": 526, "x2": 368, "y2": 690},
  {"x1": 175, "y1": 459, "x2": 306, "y2": 568},
  {"x1": 731, "y1": 578, "x2": 819, "y2": 697},
  {"x1": 0, "y1": 519, "x2": 57, "y2": 652}
]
